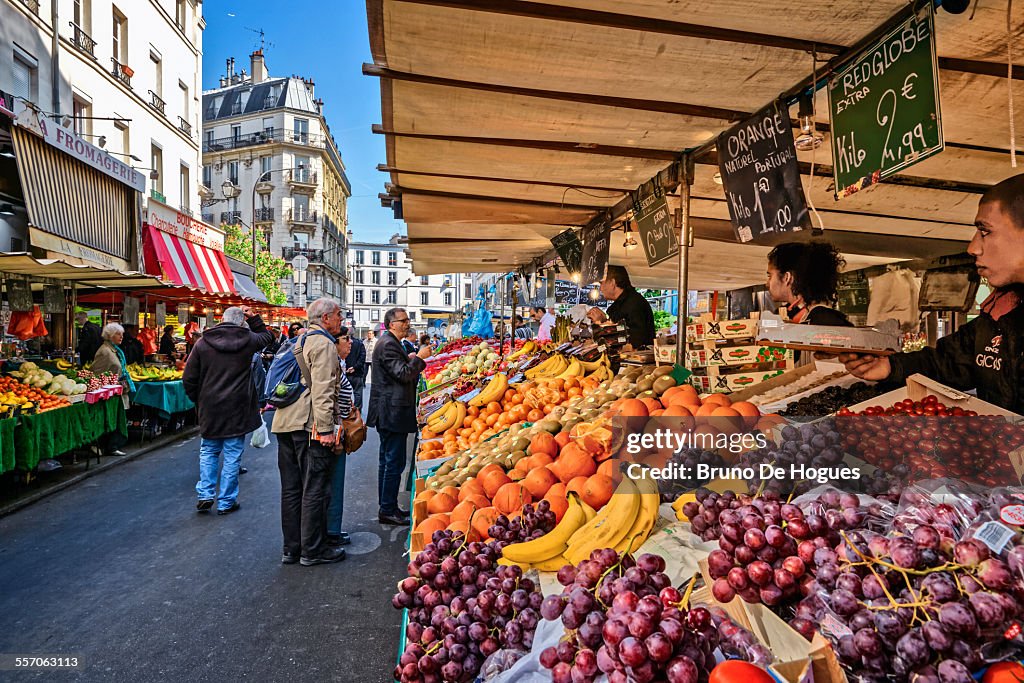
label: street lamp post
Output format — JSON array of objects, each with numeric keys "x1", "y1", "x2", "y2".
[{"x1": 220, "y1": 164, "x2": 308, "y2": 267}]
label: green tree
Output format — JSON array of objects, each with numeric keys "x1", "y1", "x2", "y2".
[{"x1": 222, "y1": 223, "x2": 290, "y2": 306}]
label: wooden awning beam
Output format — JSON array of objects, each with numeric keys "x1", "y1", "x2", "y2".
[{"x1": 376, "y1": 165, "x2": 631, "y2": 194}]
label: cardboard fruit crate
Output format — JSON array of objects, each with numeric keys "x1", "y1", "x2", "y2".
[
  {"x1": 686, "y1": 318, "x2": 759, "y2": 343},
  {"x1": 756, "y1": 312, "x2": 900, "y2": 355},
  {"x1": 687, "y1": 345, "x2": 792, "y2": 368},
  {"x1": 844, "y1": 373, "x2": 1020, "y2": 417}
]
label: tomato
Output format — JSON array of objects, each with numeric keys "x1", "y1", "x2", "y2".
[
  {"x1": 982, "y1": 662, "x2": 1024, "y2": 683},
  {"x1": 709, "y1": 661, "x2": 775, "y2": 683}
]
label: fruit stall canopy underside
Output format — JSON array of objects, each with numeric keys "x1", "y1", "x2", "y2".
[{"x1": 366, "y1": 0, "x2": 1024, "y2": 290}]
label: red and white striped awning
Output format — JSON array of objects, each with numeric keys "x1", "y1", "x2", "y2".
[{"x1": 143, "y1": 225, "x2": 237, "y2": 295}]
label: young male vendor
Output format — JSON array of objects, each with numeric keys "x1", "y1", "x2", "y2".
[{"x1": 841, "y1": 173, "x2": 1024, "y2": 413}]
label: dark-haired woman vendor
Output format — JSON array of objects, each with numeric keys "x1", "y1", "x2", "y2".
[{"x1": 766, "y1": 241, "x2": 853, "y2": 327}]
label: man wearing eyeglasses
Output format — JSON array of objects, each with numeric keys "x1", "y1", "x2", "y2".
[{"x1": 367, "y1": 307, "x2": 432, "y2": 525}]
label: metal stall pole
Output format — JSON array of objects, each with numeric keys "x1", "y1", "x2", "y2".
[{"x1": 675, "y1": 154, "x2": 694, "y2": 365}]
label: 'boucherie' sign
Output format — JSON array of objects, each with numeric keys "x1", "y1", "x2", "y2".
[{"x1": 146, "y1": 199, "x2": 226, "y2": 251}]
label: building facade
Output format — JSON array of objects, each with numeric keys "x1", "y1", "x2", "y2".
[
  {"x1": 201, "y1": 51, "x2": 350, "y2": 307},
  {"x1": 0, "y1": 0, "x2": 204, "y2": 267},
  {"x1": 348, "y1": 234, "x2": 475, "y2": 336}
]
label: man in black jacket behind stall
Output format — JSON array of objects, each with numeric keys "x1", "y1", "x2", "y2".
[
  {"x1": 75, "y1": 312, "x2": 102, "y2": 366},
  {"x1": 600, "y1": 265, "x2": 656, "y2": 348},
  {"x1": 367, "y1": 307, "x2": 431, "y2": 525},
  {"x1": 842, "y1": 173, "x2": 1024, "y2": 414}
]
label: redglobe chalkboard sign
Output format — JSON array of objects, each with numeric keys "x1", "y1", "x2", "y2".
[
  {"x1": 717, "y1": 101, "x2": 810, "y2": 243},
  {"x1": 555, "y1": 280, "x2": 580, "y2": 305},
  {"x1": 633, "y1": 181, "x2": 678, "y2": 267},
  {"x1": 580, "y1": 223, "x2": 610, "y2": 284},
  {"x1": 550, "y1": 229, "x2": 583, "y2": 275},
  {"x1": 828, "y1": 5, "x2": 942, "y2": 198}
]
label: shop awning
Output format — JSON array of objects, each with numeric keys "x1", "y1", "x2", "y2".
[
  {"x1": 0, "y1": 253, "x2": 166, "y2": 289},
  {"x1": 232, "y1": 272, "x2": 268, "y2": 303},
  {"x1": 143, "y1": 225, "x2": 237, "y2": 296}
]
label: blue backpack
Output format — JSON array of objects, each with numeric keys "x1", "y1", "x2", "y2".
[{"x1": 263, "y1": 330, "x2": 334, "y2": 408}]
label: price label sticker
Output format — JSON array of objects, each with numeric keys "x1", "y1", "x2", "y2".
[
  {"x1": 973, "y1": 520, "x2": 1015, "y2": 553},
  {"x1": 1001, "y1": 504, "x2": 1024, "y2": 526}
]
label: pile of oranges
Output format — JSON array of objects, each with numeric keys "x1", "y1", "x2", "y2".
[
  {"x1": 0, "y1": 376, "x2": 71, "y2": 413},
  {"x1": 606, "y1": 383, "x2": 783, "y2": 434}
]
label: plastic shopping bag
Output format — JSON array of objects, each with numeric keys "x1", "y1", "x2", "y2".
[{"x1": 250, "y1": 418, "x2": 270, "y2": 448}]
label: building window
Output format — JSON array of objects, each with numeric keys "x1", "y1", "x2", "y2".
[
  {"x1": 371, "y1": 271, "x2": 380, "y2": 285},
  {"x1": 388, "y1": 252, "x2": 397, "y2": 266},
  {"x1": 12, "y1": 49, "x2": 38, "y2": 103},
  {"x1": 260, "y1": 155, "x2": 272, "y2": 177},
  {"x1": 228, "y1": 161, "x2": 239, "y2": 185},
  {"x1": 354, "y1": 270, "x2": 364, "y2": 284},
  {"x1": 371, "y1": 309, "x2": 380, "y2": 322},
  {"x1": 112, "y1": 8, "x2": 127, "y2": 64},
  {"x1": 292, "y1": 194, "x2": 309, "y2": 220},
  {"x1": 179, "y1": 164, "x2": 190, "y2": 209},
  {"x1": 409, "y1": 312, "x2": 417, "y2": 321},
  {"x1": 388, "y1": 271, "x2": 397, "y2": 286},
  {"x1": 293, "y1": 118, "x2": 309, "y2": 144},
  {"x1": 420, "y1": 276, "x2": 429, "y2": 286},
  {"x1": 371, "y1": 290, "x2": 380, "y2": 305},
  {"x1": 72, "y1": 96, "x2": 92, "y2": 136},
  {"x1": 354, "y1": 290, "x2": 364, "y2": 304},
  {"x1": 150, "y1": 144, "x2": 163, "y2": 194},
  {"x1": 179, "y1": 81, "x2": 189, "y2": 120},
  {"x1": 444, "y1": 292, "x2": 453, "y2": 307},
  {"x1": 231, "y1": 124, "x2": 241, "y2": 145},
  {"x1": 465, "y1": 283, "x2": 472, "y2": 300},
  {"x1": 114, "y1": 120, "x2": 129, "y2": 158},
  {"x1": 205, "y1": 130, "x2": 214, "y2": 149},
  {"x1": 387, "y1": 290, "x2": 397, "y2": 304},
  {"x1": 262, "y1": 116, "x2": 274, "y2": 138},
  {"x1": 355, "y1": 250, "x2": 365, "y2": 265},
  {"x1": 420, "y1": 291, "x2": 429, "y2": 306},
  {"x1": 175, "y1": 0, "x2": 187, "y2": 29},
  {"x1": 150, "y1": 52, "x2": 162, "y2": 98},
  {"x1": 372, "y1": 251, "x2": 381, "y2": 266},
  {"x1": 74, "y1": 0, "x2": 92, "y2": 32},
  {"x1": 202, "y1": 165, "x2": 211, "y2": 188}
]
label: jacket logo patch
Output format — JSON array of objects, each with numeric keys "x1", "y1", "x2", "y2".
[{"x1": 977, "y1": 335, "x2": 1004, "y2": 370}]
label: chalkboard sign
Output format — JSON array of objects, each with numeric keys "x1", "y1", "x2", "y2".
[
  {"x1": 7, "y1": 279, "x2": 32, "y2": 312},
  {"x1": 633, "y1": 182, "x2": 678, "y2": 267},
  {"x1": 555, "y1": 280, "x2": 580, "y2": 305},
  {"x1": 579, "y1": 284, "x2": 610, "y2": 307},
  {"x1": 828, "y1": 4, "x2": 942, "y2": 198},
  {"x1": 717, "y1": 101, "x2": 810, "y2": 243},
  {"x1": 43, "y1": 284, "x2": 65, "y2": 314},
  {"x1": 550, "y1": 229, "x2": 583, "y2": 275},
  {"x1": 580, "y1": 223, "x2": 610, "y2": 284}
]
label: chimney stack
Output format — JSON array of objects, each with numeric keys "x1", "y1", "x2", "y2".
[{"x1": 250, "y1": 49, "x2": 267, "y2": 84}]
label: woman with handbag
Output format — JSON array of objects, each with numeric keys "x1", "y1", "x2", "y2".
[{"x1": 326, "y1": 327, "x2": 361, "y2": 547}]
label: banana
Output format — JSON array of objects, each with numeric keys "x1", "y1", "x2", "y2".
[
  {"x1": 427, "y1": 401, "x2": 460, "y2": 433},
  {"x1": 532, "y1": 554, "x2": 572, "y2": 572},
  {"x1": 612, "y1": 472, "x2": 661, "y2": 555},
  {"x1": 507, "y1": 340, "x2": 536, "y2": 361},
  {"x1": 469, "y1": 373, "x2": 508, "y2": 407},
  {"x1": 564, "y1": 477, "x2": 642, "y2": 565},
  {"x1": 579, "y1": 355, "x2": 608, "y2": 373},
  {"x1": 426, "y1": 400, "x2": 454, "y2": 428},
  {"x1": 448, "y1": 401, "x2": 468, "y2": 434},
  {"x1": 538, "y1": 355, "x2": 568, "y2": 378},
  {"x1": 580, "y1": 500, "x2": 598, "y2": 522},
  {"x1": 524, "y1": 355, "x2": 557, "y2": 379},
  {"x1": 555, "y1": 357, "x2": 583, "y2": 380},
  {"x1": 501, "y1": 493, "x2": 588, "y2": 564}
]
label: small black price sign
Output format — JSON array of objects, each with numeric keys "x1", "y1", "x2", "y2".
[
  {"x1": 633, "y1": 181, "x2": 678, "y2": 267},
  {"x1": 580, "y1": 223, "x2": 610, "y2": 285},
  {"x1": 550, "y1": 229, "x2": 583, "y2": 275}
]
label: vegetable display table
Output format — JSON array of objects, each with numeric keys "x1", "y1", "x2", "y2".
[
  {"x1": 130, "y1": 380, "x2": 195, "y2": 417},
  {"x1": 13, "y1": 399, "x2": 127, "y2": 472}
]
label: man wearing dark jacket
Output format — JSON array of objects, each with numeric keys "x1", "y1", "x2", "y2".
[
  {"x1": 367, "y1": 307, "x2": 431, "y2": 524},
  {"x1": 346, "y1": 334, "x2": 367, "y2": 412},
  {"x1": 601, "y1": 265, "x2": 656, "y2": 348},
  {"x1": 75, "y1": 312, "x2": 102, "y2": 366},
  {"x1": 120, "y1": 325, "x2": 145, "y2": 367},
  {"x1": 843, "y1": 173, "x2": 1024, "y2": 414},
  {"x1": 183, "y1": 306, "x2": 274, "y2": 515}
]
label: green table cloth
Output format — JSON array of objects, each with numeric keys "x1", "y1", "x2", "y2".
[
  {"x1": 131, "y1": 380, "x2": 195, "y2": 417},
  {"x1": 0, "y1": 417, "x2": 15, "y2": 474},
  {"x1": 13, "y1": 399, "x2": 127, "y2": 472}
]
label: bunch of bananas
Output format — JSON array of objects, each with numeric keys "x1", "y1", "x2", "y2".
[
  {"x1": 671, "y1": 493, "x2": 697, "y2": 521},
  {"x1": 524, "y1": 353, "x2": 613, "y2": 382},
  {"x1": 562, "y1": 473, "x2": 661, "y2": 565},
  {"x1": 467, "y1": 373, "x2": 508, "y2": 407},
  {"x1": 499, "y1": 494, "x2": 597, "y2": 570},
  {"x1": 55, "y1": 359, "x2": 75, "y2": 371},
  {"x1": 425, "y1": 399, "x2": 468, "y2": 434},
  {"x1": 505, "y1": 340, "x2": 537, "y2": 361},
  {"x1": 127, "y1": 364, "x2": 183, "y2": 382}
]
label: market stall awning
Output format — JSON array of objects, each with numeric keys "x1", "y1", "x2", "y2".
[
  {"x1": 231, "y1": 272, "x2": 268, "y2": 303},
  {"x1": 366, "y1": 0, "x2": 1023, "y2": 289},
  {"x1": 0, "y1": 253, "x2": 166, "y2": 289},
  {"x1": 143, "y1": 225, "x2": 237, "y2": 296}
]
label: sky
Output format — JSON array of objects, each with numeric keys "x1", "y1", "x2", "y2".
[{"x1": 201, "y1": 0, "x2": 403, "y2": 243}]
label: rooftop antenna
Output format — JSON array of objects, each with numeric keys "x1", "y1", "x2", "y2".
[{"x1": 244, "y1": 27, "x2": 275, "y2": 53}]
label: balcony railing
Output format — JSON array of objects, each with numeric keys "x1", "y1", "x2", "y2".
[
  {"x1": 282, "y1": 247, "x2": 323, "y2": 263},
  {"x1": 148, "y1": 91, "x2": 166, "y2": 116},
  {"x1": 287, "y1": 169, "x2": 317, "y2": 185},
  {"x1": 111, "y1": 59, "x2": 132, "y2": 87},
  {"x1": 18, "y1": 0, "x2": 39, "y2": 15},
  {"x1": 179, "y1": 206, "x2": 193, "y2": 217},
  {"x1": 287, "y1": 209, "x2": 318, "y2": 225},
  {"x1": 254, "y1": 207, "x2": 275, "y2": 222},
  {"x1": 178, "y1": 117, "x2": 192, "y2": 136},
  {"x1": 220, "y1": 211, "x2": 242, "y2": 225},
  {"x1": 69, "y1": 23, "x2": 97, "y2": 58},
  {"x1": 201, "y1": 213, "x2": 215, "y2": 224},
  {"x1": 201, "y1": 129, "x2": 332, "y2": 153}
]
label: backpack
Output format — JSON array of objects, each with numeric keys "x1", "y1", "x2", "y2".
[
  {"x1": 264, "y1": 330, "x2": 334, "y2": 408},
  {"x1": 251, "y1": 351, "x2": 268, "y2": 402}
]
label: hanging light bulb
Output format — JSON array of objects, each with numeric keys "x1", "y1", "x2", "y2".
[
  {"x1": 589, "y1": 288, "x2": 600, "y2": 301},
  {"x1": 571, "y1": 271, "x2": 581, "y2": 283},
  {"x1": 794, "y1": 92, "x2": 823, "y2": 151},
  {"x1": 188, "y1": 305, "x2": 195, "y2": 312},
  {"x1": 202, "y1": 307, "x2": 209, "y2": 314},
  {"x1": 623, "y1": 221, "x2": 638, "y2": 251},
  {"x1": 215, "y1": 307, "x2": 222, "y2": 314}
]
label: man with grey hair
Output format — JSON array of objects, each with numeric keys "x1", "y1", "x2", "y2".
[
  {"x1": 183, "y1": 305, "x2": 273, "y2": 515},
  {"x1": 272, "y1": 297, "x2": 346, "y2": 565},
  {"x1": 368, "y1": 307, "x2": 431, "y2": 525}
]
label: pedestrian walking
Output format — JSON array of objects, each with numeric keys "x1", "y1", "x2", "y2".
[
  {"x1": 182, "y1": 306, "x2": 273, "y2": 515},
  {"x1": 271, "y1": 298, "x2": 347, "y2": 566},
  {"x1": 367, "y1": 307, "x2": 431, "y2": 525},
  {"x1": 326, "y1": 327, "x2": 357, "y2": 547},
  {"x1": 75, "y1": 311, "x2": 102, "y2": 366},
  {"x1": 364, "y1": 330, "x2": 377, "y2": 385},
  {"x1": 346, "y1": 332, "x2": 367, "y2": 413}
]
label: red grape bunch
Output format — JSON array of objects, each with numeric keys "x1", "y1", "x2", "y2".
[
  {"x1": 538, "y1": 549, "x2": 720, "y2": 683},
  {"x1": 392, "y1": 529, "x2": 544, "y2": 683},
  {"x1": 486, "y1": 501, "x2": 557, "y2": 551},
  {"x1": 796, "y1": 523, "x2": 1024, "y2": 683}
]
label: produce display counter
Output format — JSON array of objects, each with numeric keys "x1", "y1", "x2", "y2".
[
  {"x1": 130, "y1": 380, "x2": 194, "y2": 417},
  {"x1": 9, "y1": 398, "x2": 127, "y2": 472}
]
